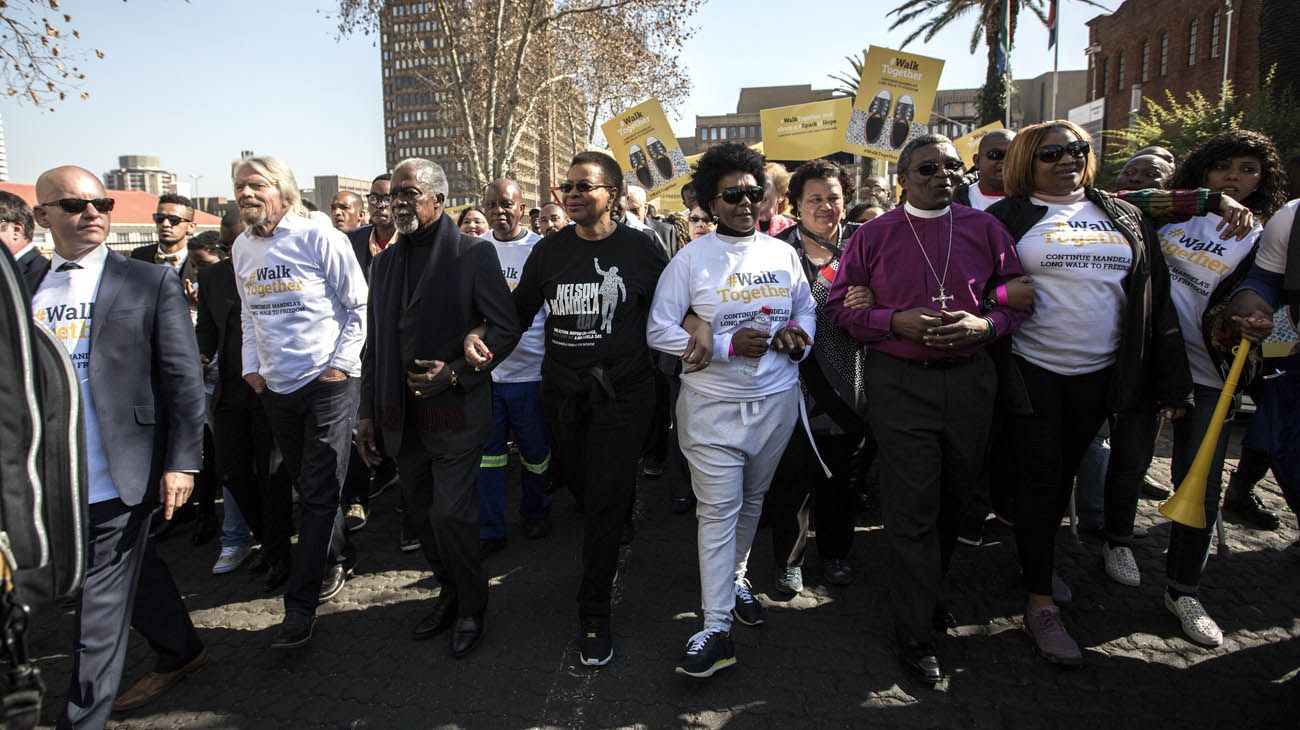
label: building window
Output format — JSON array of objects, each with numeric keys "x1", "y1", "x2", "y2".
[
  {"x1": 1101, "y1": 57, "x2": 1109, "y2": 97},
  {"x1": 1188, "y1": 18, "x2": 1198, "y2": 66},
  {"x1": 1160, "y1": 32, "x2": 1169, "y2": 76},
  {"x1": 1141, "y1": 40, "x2": 1150, "y2": 82},
  {"x1": 1210, "y1": 10, "x2": 1221, "y2": 58},
  {"x1": 1116, "y1": 50, "x2": 1125, "y2": 91}
]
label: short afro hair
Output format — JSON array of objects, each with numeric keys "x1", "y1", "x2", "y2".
[
  {"x1": 692, "y1": 142, "x2": 767, "y2": 215},
  {"x1": 897, "y1": 133, "x2": 955, "y2": 176},
  {"x1": 570, "y1": 150, "x2": 625, "y2": 199},
  {"x1": 787, "y1": 158, "x2": 855, "y2": 218}
]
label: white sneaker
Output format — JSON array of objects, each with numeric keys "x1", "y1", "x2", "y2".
[
  {"x1": 212, "y1": 545, "x2": 252, "y2": 575},
  {"x1": 1103, "y1": 545, "x2": 1141, "y2": 587},
  {"x1": 1165, "y1": 592, "x2": 1223, "y2": 647}
]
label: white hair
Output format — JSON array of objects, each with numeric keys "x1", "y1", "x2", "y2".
[
  {"x1": 394, "y1": 157, "x2": 449, "y2": 199},
  {"x1": 233, "y1": 155, "x2": 307, "y2": 217}
]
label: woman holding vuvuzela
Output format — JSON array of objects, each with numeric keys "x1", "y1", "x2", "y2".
[{"x1": 985, "y1": 120, "x2": 1192, "y2": 667}]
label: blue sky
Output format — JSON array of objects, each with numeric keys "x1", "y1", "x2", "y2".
[{"x1": 1, "y1": 0, "x2": 1113, "y2": 194}]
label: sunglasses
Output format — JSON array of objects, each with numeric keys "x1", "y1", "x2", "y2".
[
  {"x1": 152, "y1": 213, "x2": 192, "y2": 226},
  {"x1": 688, "y1": 215, "x2": 713, "y2": 224},
  {"x1": 912, "y1": 160, "x2": 964, "y2": 177},
  {"x1": 714, "y1": 185, "x2": 764, "y2": 205},
  {"x1": 983, "y1": 149, "x2": 1007, "y2": 161},
  {"x1": 41, "y1": 198, "x2": 115, "y2": 214},
  {"x1": 1036, "y1": 140, "x2": 1091, "y2": 163},
  {"x1": 557, "y1": 181, "x2": 616, "y2": 195},
  {"x1": 367, "y1": 193, "x2": 392, "y2": 205}
]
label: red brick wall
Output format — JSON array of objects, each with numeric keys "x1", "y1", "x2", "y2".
[{"x1": 1085, "y1": 0, "x2": 1260, "y2": 140}]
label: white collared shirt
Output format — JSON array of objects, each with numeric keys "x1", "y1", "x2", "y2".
[
  {"x1": 13, "y1": 242, "x2": 36, "y2": 261},
  {"x1": 232, "y1": 212, "x2": 368, "y2": 393},
  {"x1": 32, "y1": 243, "x2": 117, "y2": 503}
]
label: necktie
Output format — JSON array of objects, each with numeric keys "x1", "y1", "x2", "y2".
[{"x1": 56, "y1": 261, "x2": 82, "y2": 272}]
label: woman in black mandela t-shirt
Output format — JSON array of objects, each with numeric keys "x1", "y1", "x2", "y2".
[{"x1": 498, "y1": 151, "x2": 666, "y2": 667}]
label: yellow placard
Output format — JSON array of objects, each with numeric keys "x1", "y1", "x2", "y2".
[
  {"x1": 600, "y1": 99, "x2": 691, "y2": 197},
  {"x1": 842, "y1": 46, "x2": 945, "y2": 163},
  {"x1": 760, "y1": 98, "x2": 852, "y2": 161},
  {"x1": 951, "y1": 122, "x2": 1006, "y2": 167}
]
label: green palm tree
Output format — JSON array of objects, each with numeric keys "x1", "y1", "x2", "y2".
[{"x1": 887, "y1": 0, "x2": 1104, "y2": 125}]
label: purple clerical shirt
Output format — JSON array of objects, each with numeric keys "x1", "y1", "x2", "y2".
[{"x1": 824, "y1": 203, "x2": 1029, "y2": 361}]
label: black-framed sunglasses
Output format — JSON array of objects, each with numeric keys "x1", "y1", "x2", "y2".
[
  {"x1": 41, "y1": 197, "x2": 115, "y2": 214},
  {"x1": 1036, "y1": 140, "x2": 1091, "y2": 164},
  {"x1": 688, "y1": 215, "x2": 713, "y2": 224},
  {"x1": 152, "y1": 213, "x2": 192, "y2": 226},
  {"x1": 912, "y1": 160, "x2": 964, "y2": 177},
  {"x1": 557, "y1": 181, "x2": 615, "y2": 195},
  {"x1": 983, "y1": 149, "x2": 1007, "y2": 161},
  {"x1": 367, "y1": 193, "x2": 392, "y2": 206},
  {"x1": 715, "y1": 185, "x2": 764, "y2": 205}
]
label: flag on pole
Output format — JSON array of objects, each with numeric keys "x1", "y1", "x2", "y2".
[
  {"x1": 1046, "y1": 0, "x2": 1059, "y2": 49},
  {"x1": 995, "y1": 0, "x2": 1010, "y2": 76}
]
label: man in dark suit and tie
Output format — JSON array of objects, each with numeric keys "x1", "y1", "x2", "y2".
[
  {"x1": 130, "y1": 193, "x2": 202, "y2": 293},
  {"x1": 30, "y1": 166, "x2": 206, "y2": 728},
  {"x1": 346, "y1": 173, "x2": 398, "y2": 281},
  {"x1": 355, "y1": 158, "x2": 520, "y2": 658},
  {"x1": 0, "y1": 189, "x2": 48, "y2": 294}
]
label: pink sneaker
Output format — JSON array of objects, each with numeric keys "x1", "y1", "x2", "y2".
[{"x1": 1024, "y1": 605, "x2": 1083, "y2": 667}]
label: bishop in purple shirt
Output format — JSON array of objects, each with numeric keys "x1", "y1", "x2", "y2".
[{"x1": 822, "y1": 134, "x2": 1030, "y2": 685}]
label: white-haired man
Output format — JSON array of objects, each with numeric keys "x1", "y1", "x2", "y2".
[{"x1": 231, "y1": 155, "x2": 368, "y2": 649}]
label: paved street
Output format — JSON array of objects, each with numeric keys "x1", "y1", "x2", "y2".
[{"x1": 28, "y1": 421, "x2": 1300, "y2": 729}]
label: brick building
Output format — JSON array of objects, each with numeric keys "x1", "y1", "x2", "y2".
[{"x1": 1085, "y1": 0, "x2": 1265, "y2": 139}]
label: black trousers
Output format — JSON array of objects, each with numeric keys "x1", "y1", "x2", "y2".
[
  {"x1": 211, "y1": 379, "x2": 292, "y2": 559},
  {"x1": 543, "y1": 378, "x2": 654, "y2": 619},
  {"x1": 260, "y1": 377, "x2": 358, "y2": 618},
  {"x1": 865, "y1": 350, "x2": 995, "y2": 646},
  {"x1": 395, "y1": 415, "x2": 488, "y2": 617},
  {"x1": 1008, "y1": 357, "x2": 1112, "y2": 596},
  {"x1": 59, "y1": 500, "x2": 203, "y2": 730},
  {"x1": 767, "y1": 426, "x2": 859, "y2": 566}
]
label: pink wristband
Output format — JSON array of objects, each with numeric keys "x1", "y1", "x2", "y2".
[
  {"x1": 995, "y1": 285, "x2": 1009, "y2": 307},
  {"x1": 728, "y1": 341, "x2": 735, "y2": 358}
]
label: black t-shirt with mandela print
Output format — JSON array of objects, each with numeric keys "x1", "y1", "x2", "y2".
[{"x1": 513, "y1": 222, "x2": 668, "y2": 374}]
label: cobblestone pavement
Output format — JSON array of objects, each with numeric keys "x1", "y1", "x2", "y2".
[{"x1": 27, "y1": 421, "x2": 1300, "y2": 729}]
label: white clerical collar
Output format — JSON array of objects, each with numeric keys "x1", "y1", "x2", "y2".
[
  {"x1": 904, "y1": 202, "x2": 951, "y2": 219},
  {"x1": 50, "y1": 241, "x2": 109, "y2": 274}
]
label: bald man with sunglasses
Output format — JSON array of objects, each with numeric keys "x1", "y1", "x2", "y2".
[{"x1": 30, "y1": 167, "x2": 207, "y2": 727}]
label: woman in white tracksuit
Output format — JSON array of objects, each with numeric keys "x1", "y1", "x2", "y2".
[{"x1": 647, "y1": 142, "x2": 816, "y2": 679}]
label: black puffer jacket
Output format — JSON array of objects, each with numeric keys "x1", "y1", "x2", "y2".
[{"x1": 985, "y1": 186, "x2": 1193, "y2": 414}]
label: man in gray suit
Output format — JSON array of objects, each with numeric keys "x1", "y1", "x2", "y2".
[{"x1": 30, "y1": 166, "x2": 206, "y2": 728}]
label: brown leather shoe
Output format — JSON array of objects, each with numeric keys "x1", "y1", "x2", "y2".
[{"x1": 112, "y1": 647, "x2": 208, "y2": 712}]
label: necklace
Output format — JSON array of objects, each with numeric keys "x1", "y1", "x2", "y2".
[{"x1": 903, "y1": 207, "x2": 954, "y2": 308}]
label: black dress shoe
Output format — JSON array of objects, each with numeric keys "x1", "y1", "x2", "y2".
[
  {"x1": 451, "y1": 614, "x2": 484, "y2": 658},
  {"x1": 318, "y1": 564, "x2": 348, "y2": 603},
  {"x1": 899, "y1": 642, "x2": 943, "y2": 684},
  {"x1": 932, "y1": 605, "x2": 958, "y2": 632},
  {"x1": 263, "y1": 560, "x2": 290, "y2": 593},
  {"x1": 270, "y1": 613, "x2": 315, "y2": 650},
  {"x1": 246, "y1": 549, "x2": 271, "y2": 574},
  {"x1": 413, "y1": 597, "x2": 458, "y2": 641},
  {"x1": 191, "y1": 512, "x2": 218, "y2": 546}
]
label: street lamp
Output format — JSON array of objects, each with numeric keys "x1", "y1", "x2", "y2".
[{"x1": 188, "y1": 174, "x2": 203, "y2": 202}]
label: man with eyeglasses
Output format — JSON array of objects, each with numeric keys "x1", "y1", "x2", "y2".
[
  {"x1": 29, "y1": 167, "x2": 207, "y2": 727},
  {"x1": 354, "y1": 158, "x2": 520, "y2": 659},
  {"x1": 346, "y1": 174, "x2": 397, "y2": 282},
  {"x1": 955, "y1": 129, "x2": 1015, "y2": 211},
  {"x1": 825, "y1": 134, "x2": 1029, "y2": 685},
  {"x1": 0, "y1": 189, "x2": 47, "y2": 294}
]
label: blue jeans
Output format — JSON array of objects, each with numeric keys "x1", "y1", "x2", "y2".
[
  {"x1": 1166, "y1": 384, "x2": 1232, "y2": 592},
  {"x1": 477, "y1": 380, "x2": 552, "y2": 540},
  {"x1": 260, "y1": 377, "x2": 359, "y2": 617},
  {"x1": 1074, "y1": 424, "x2": 1110, "y2": 529},
  {"x1": 220, "y1": 486, "x2": 254, "y2": 549}
]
